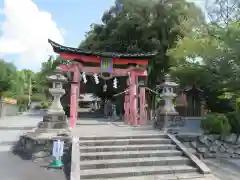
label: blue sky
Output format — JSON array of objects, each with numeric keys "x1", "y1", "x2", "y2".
[
  {"x1": 33, "y1": 0, "x2": 115, "y2": 47},
  {"x1": 0, "y1": 0, "x2": 115, "y2": 71},
  {"x1": 0, "y1": 0, "x2": 204, "y2": 71}
]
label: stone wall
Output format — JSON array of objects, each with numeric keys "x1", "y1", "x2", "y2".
[{"x1": 177, "y1": 134, "x2": 240, "y2": 158}]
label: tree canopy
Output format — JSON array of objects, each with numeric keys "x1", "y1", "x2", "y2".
[{"x1": 81, "y1": 0, "x2": 204, "y2": 87}]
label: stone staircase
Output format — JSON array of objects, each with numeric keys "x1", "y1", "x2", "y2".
[{"x1": 79, "y1": 134, "x2": 207, "y2": 179}]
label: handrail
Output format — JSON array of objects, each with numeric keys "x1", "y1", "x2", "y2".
[
  {"x1": 113, "y1": 89, "x2": 129, "y2": 97},
  {"x1": 144, "y1": 87, "x2": 161, "y2": 95}
]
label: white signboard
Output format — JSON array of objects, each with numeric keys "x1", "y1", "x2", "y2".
[{"x1": 52, "y1": 140, "x2": 64, "y2": 160}]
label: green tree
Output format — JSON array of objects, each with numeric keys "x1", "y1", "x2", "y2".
[
  {"x1": 168, "y1": 0, "x2": 240, "y2": 112},
  {"x1": 0, "y1": 59, "x2": 16, "y2": 94}
]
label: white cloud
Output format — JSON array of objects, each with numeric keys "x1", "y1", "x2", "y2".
[{"x1": 0, "y1": 0, "x2": 64, "y2": 71}]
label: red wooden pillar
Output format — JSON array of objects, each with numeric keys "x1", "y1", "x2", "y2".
[
  {"x1": 129, "y1": 70, "x2": 138, "y2": 125},
  {"x1": 69, "y1": 65, "x2": 80, "y2": 129},
  {"x1": 139, "y1": 87, "x2": 146, "y2": 124},
  {"x1": 124, "y1": 78, "x2": 130, "y2": 124},
  {"x1": 124, "y1": 93, "x2": 128, "y2": 124}
]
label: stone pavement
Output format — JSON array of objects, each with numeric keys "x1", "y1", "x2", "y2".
[
  {"x1": 0, "y1": 114, "x2": 66, "y2": 180},
  {"x1": 204, "y1": 159, "x2": 240, "y2": 180},
  {"x1": 74, "y1": 119, "x2": 161, "y2": 137},
  {"x1": 0, "y1": 114, "x2": 40, "y2": 152}
]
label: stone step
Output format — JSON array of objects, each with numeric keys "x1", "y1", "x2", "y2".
[
  {"x1": 80, "y1": 156, "x2": 190, "y2": 169},
  {"x1": 80, "y1": 165, "x2": 197, "y2": 179},
  {"x1": 80, "y1": 149, "x2": 182, "y2": 160},
  {"x1": 80, "y1": 134, "x2": 166, "y2": 140},
  {"x1": 80, "y1": 144, "x2": 177, "y2": 152},
  {"x1": 95, "y1": 172, "x2": 205, "y2": 180},
  {"x1": 80, "y1": 138, "x2": 172, "y2": 146}
]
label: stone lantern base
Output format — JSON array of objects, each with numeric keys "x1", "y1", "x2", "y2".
[
  {"x1": 13, "y1": 111, "x2": 71, "y2": 161},
  {"x1": 154, "y1": 109, "x2": 186, "y2": 134},
  {"x1": 37, "y1": 111, "x2": 68, "y2": 130},
  {"x1": 154, "y1": 111, "x2": 178, "y2": 129},
  {"x1": 12, "y1": 131, "x2": 71, "y2": 162}
]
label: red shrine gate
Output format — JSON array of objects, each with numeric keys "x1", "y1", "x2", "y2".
[{"x1": 48, "y1": 39, "x2": 157, "y2": 128}]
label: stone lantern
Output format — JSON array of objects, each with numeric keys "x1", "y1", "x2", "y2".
[
  {"x1": 37, "y1": 66, "x2": 69, "y2": 132},
  {"x1": 155, "y1": 74, "x2": 179, "y2": 130},
  {"x1": 14, "y1": 67, "x2": 70, "y2": 161},
  {"x1": 47, "y1": 67, "x2": 67, "y2": 113}
]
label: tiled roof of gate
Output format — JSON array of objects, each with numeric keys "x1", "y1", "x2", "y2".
[{"x1": 48, "y1": 39, "x2": 158, "y2": 59}]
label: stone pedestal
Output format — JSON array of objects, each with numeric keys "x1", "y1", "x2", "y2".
[
  {"x1": 155, "y1": 111, "x2": 179, "y2": 130},
  {"x1": 12, "y1": 131, "x2": 71, "y2": 161},
  {"x1": 37, "y1": 112, "x2": 68, "y2": 131}
]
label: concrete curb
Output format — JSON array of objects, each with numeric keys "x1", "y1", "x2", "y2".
[
  {"x1": 168, "y1": 134, "x2": 211, "y2": 174},
  {"x1": 70, "y1": 137, "x2": 80, "y2": 180}
]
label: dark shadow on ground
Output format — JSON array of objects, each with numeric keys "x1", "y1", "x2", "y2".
[{"x1": 62, "y1": 144, "x2": 71, "y2": 180}]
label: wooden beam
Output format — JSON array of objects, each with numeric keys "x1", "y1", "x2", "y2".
[
  {"x1": 59, "y1": 64, "x2": 147, "y2": 76},
  {"x1": 59, "y1": 53, "x2": 149, "y2": 65}
]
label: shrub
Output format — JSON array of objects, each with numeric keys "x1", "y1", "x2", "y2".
[
  {"x1": 201, "y1": 113, "x2": 231, "y2": 135},
  {"x1": 40, "y1": 101, "x2": 50, "y2": 109},
  {"x1": 226, "y1": 111, "x2": 240, "y2": 143}
]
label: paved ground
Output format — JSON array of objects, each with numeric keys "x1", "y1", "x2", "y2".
[
  {"x1": 0, "y1": 114, "x2": 66, "y2": 180},
  {"x1": 204, "y1": 159, "x2": 240, "y2": 180}
]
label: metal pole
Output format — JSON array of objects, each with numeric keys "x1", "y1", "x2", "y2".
[{"x1": 28, "y1": 76, "x2": 32, "y2": 108}]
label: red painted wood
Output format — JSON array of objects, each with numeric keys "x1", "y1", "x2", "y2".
[
  {"x1": 60, "y1": 64, "x2": 148, "y2": 76},
  {"x1": 59, "y1": 53, "x2": 148, "y2": 65},
  {"x1": 69, "y1": 66, "x2": 80, "y2": 128}
]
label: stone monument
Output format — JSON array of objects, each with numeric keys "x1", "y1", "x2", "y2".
[
  {"x1": 13, "y1": 66, "x2": 71, "y2": 160},
  {"x1": 154, "y1": 74, "x2": 179, "y2": 130}
]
